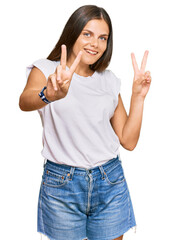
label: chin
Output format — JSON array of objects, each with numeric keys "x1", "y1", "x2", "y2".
[{"x1": 82, "y1": 56, "x2": 100, "y2": 66}]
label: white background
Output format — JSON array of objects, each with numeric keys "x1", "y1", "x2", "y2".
[{"x1": 0, "y1": 0, "x2": 170, "y2": 239}]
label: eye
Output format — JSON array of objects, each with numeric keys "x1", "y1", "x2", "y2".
[
  {"x1": 83, "y1": 32, "x2": 91, "y2": 37},
  {"x1": 100, "y1": 36, "x2": 107, "y2": 41}
]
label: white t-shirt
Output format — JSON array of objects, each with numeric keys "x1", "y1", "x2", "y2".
[{"x1": 26, "y1": 59, "x2": 121, "y2": 169}]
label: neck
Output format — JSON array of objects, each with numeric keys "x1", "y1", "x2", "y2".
[
  {"x1": 67, "y1": 57, "x2": 94, "y2": 77},
  {"x1": 74, "y1": 65, "x2": 94, "y2": 77}
]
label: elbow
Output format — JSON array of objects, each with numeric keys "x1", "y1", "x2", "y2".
[
  {"x1": 19, "y1": 103, "x2": 26, "y2": 112},
  {"x1": 120, "y1": 139, "x2": 137, "y2": 151},
  {"x1": 19, "y1": 94, "x2": 29, "y2": 111},
  {"x1": 19, "y1": 101, "x2": 25, "y2": 111},
  {"x1": 125, "y1": 145, "x2": 136, "y2": 151},
  {"x1": 19, "y1": 94, "x2": 24, "y2": 111}
]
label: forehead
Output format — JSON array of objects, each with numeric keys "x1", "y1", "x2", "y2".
[{"x1": 82, "y1": 19, "x2": 109, "y2": 34}]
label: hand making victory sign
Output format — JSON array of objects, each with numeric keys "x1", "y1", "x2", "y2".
[
  {"x1": 46, "y1": 45, "x2": 82, "y2": 101},
  {"x1": 131, "y1": 50, "x2": 151, "y2": 99},
  {"x1": 111, "y1": 50, "x2": 152, "y2": 151}
]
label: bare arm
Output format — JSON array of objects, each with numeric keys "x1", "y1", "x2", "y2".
[
  {"x1": 19, "y1": 45, "x2": 82, "y2": 111},
  {"x1": 110, "y1": 51, "x2": 152, "y2": 150},
  {"x1": 19, "y1": 67, "x2": 49, "y2": 111},
  {"x1": 111, "y1": 94, "x2": 144, "y2": 150}
]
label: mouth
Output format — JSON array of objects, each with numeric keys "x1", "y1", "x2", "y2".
[{"x1": 84, "y1": 48, "x2": 98, "y2": 55}]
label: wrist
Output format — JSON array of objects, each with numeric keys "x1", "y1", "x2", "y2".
[
  {"x1": 38, "y1": 86, "x2": 51, "y2": 104},
  {"x1": 131, "y1": 93, "x2": 145, "y2": 103},
  {"x1": 130, "y1": 94, "x2": 145, "y2": 109}
]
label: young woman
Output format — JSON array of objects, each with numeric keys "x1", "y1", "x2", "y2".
[{"x1": 19, "y1": 5, "x2": 151, "y2": 240}]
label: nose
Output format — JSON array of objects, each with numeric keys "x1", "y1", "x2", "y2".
[{"x1": 90, "y1": 37, "x2": 98, "y2": 48}]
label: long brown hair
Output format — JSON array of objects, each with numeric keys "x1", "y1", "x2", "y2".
[{"x1": 47, "y1": 5, "x2": 113, "y2": 72}]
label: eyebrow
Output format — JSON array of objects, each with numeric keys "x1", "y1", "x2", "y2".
[{"x1": 83, "y1": 29, "x2": 109, "y2": 36}]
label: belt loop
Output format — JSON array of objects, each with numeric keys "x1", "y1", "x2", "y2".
[
  {"x1": 99, "y1": 166, "x2": 106, "y2": 180},
  {"x1": 68, "y1": 167, "x2": 75, "y2": 180}
]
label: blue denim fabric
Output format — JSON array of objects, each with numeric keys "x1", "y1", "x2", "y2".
[{"x1": 37, "y1": 156, "x2": 136, "y2": 240}]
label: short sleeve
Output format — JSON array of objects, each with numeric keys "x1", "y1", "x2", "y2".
[
  {"x1": 104, "y1": 70, "x2": 121, "y2": 108},
  {"x1": 108, "y1": 70, "x2": 121, "y2": 96},
  {"x1": 26, "y1": 58, "x2": 57, "y2": 80}
]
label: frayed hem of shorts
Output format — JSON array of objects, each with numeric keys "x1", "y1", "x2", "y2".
[
  {"x1": 95, "y1": 224, "x2": 137, "y2": 240},
  {"x1": 38, "y1": 231, "x2": 51, "y2": 240},
  {"x1": 38, "y1": 225, "x2": 137, "y2": 240},
  {"x1": 118, "y1": 224, "x2": 137, "y2": 238},
  {"x1": 132, "y1": 224, "x2": 137, "y2": 233},
  {"x1": 112, "y1": 224, "x2": 137, "y2": 240},
  {"x1": 38, "y1": 232, "x2": 87, "y2": 240}
]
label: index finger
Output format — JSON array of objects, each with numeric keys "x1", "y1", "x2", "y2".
[
  {"x1": 131, "y1": 52, "x2": 139, "y2": 73},
  {"x1": 69, "y1": 51, "x2": 82, "y2": 74},
  {"x1": 60, "y1": 45, "x2": 67, "y2": 70},
  {"x1": 140, "y1": 50, "x2": 149, "y2": 72}
]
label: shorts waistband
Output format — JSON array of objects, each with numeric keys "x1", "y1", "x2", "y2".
[{"x1": 44, "y1": 156, "x2": 120, "y2": 180}]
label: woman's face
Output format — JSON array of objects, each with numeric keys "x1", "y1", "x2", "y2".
[{"x1": 69, "y1": 19, "x2": 109, "y2": 69}]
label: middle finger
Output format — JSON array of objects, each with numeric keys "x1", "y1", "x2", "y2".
[{"x1": 140, "y1": 50, "x2": 149, "y2": 73}]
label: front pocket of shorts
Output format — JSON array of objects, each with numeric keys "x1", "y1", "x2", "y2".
[
  {"x1": 43, "y1": 169, "x2": 68, "y2": 188},
  {"x1": 105, "y1": 164, "x2": 125, "y2": 185}
]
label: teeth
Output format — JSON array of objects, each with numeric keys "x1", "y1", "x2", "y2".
[{"x1": 85, "y1": 49, "x2": 97, "y2": 55}]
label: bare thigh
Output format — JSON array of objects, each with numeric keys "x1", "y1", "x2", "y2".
[
  {"x1": 113, "y1": 235, "x2": 123, "y2": 240},
  {"x1": 84, "y1": 236, "x2": 123, "y2": 240}
]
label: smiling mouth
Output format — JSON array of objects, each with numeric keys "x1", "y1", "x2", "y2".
[{"x1": 84, "y1": 48, "x2": 98, "y2": 55}]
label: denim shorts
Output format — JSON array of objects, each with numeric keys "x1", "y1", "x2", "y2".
[{"x1": 37, "y1": 156, "x2": 136, "y2": 240}]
